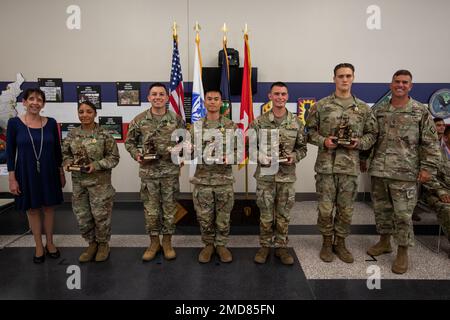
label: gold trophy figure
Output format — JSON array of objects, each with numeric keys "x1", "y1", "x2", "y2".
[
  {"x1": 277, "y1": 143, "x2": 289, "y2": 163},
  {"x1": 142, "y1": 137, "x2": 159, "y2": 162},
  {"x1": 204, "y1": 138, "x2": 221, "y2": 164},
  {"x1": 336, "y1": 115, "x2": 353, "y2": 146},
  {"x1": 68, "y1": 145, "x2": 91, "y2": 173}
]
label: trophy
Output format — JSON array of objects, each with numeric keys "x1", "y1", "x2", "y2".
[
  {"x1": 68, "y1": 146, "x2": 90, "y2": 173},
  {"x1": 336, "y1": 115, "x2": 353, "y2": 146},
  {"x1": 204, "y1": 138, "x2": 221, "y2": 163},
  {"x1": 142, "y1": 138, "x2": 159, "y2": 162},
  {"x1": 277, "y1": 143, "x2": 289, "y2": 163}
]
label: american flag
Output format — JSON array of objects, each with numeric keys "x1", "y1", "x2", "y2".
[{"x1": 169, "y1": 38, "x2": 185, "y2": 121}]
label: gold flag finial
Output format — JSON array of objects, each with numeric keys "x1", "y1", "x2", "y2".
[
  {"x1": 243, "y1": 23, "x2": 249, "y2": 35},
  {"x1": 194, "y1": 21, "x2": 201, "y2": 32},
  {"x1": 221, "y1": 23, "x2": 228, "y2": 44},
  {"x1": 194, "y1": 21, "x2": 201, "y2": 42},
  {"x1": 172, "y1": 21, "x2": 178, "y2": 40}
]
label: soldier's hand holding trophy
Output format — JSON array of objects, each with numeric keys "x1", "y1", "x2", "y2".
[
  {"x1": 67, "y1": 145, "x2": 91, "y2": 173},
  {"x1": 142, "y1": 137, "x2": 159, "y2": 162},
  {"x1": 278, "y1": 143, "x2": 294, "y2": 165}
]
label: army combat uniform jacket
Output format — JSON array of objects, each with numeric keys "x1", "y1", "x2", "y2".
[
  {"x1": 251, "y1": 110, "x2": 307, "y2": 183},
  {"x1": 189, "y1": 115, "x2": 237, "y2": 186},
  {"x1": 369, "y1": 98, "x2": 440, "y2": 181},
  {"x1": 125, "y1": 109, "x2": 185, "y2": 180},
  {"x1": 306, "y1": 93, "x2": 378, "y2": 176},
  {"x1": 62, "y1": 124, "x2": 120, "y2": 185}
]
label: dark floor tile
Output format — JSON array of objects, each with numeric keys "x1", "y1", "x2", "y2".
[
  {"x1": 308, "y1": 279, "x2": 450, "y2": 300},
  {"x1": 0, "y1": 247, "x2": 313, "y2": 300}
]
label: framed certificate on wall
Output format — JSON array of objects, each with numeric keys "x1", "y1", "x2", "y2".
[
  {"x1": 77, "y1": 85, "x2": 102, "y2": 109},
  {"x1": 116, "y1": 82, "x2": 141, "y2": 106},
  {"x1": 38, "y1": 78, "x2": 63, "y2": 102},
  {"x1": 99, "y1": 116, "x2": 123, "y2": 140}
]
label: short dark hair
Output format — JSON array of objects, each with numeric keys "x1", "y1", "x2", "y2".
[
  {"x1": 392, "y1": 69, "x2": 413, "y2": 80},
  {"x1": 78, "y1": 100, "x2": 97, "y2": 112},
  {"x1": 434, "y1": 117, "x2": 444, "y2": 123},
  {"x1": 23, "y1": 88, "x2": 46, "y2": 104},
  {"x1": 270, "y1": 81, "x2": 288, "y2": 91},
  {"x1": 205, "y1": 89, "x2": 222, "y2": 97},
  {"x1": 148, "y1": 82, "x2": 168, "y2": 95},
  {"x1": 444, "y1": 125, "x2": 450, "y2": 137},
  {"x1": 334, "y1": 63, "x2": 355, "y2": 76}
]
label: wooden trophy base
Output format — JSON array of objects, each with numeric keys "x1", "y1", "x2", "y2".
[
  {"x1": 337, "y1": 139, "x2": 352, "y2": 145},
  {"x1": 68, "y1": 165, "x2": 89, "y2": 173},
  {"x1": 142, "y1": 154, "x2": 158, "y2": 162}
]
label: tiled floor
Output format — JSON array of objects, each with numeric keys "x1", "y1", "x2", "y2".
[{"x1": 0, "y1": 201, "x2": 449, "y2": 300}]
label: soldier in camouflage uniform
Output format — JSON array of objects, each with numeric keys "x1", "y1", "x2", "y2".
[
  {"x1": 190, "y1": 90, "x2": 237, "y2": 263},
  {"x1": 251, "y1": 82, "x2": 307, "y2": 265},
  {"x1": 306, "y1": 63, "x2": 378, "y2": 263},
  {"x1": 125, "y1": 83, "x2": 185, "y2": 262},
  {"x1": 423, "y1": 125, "x2": 450, "y2": 258},
  {"x1": 413, "y1": 117, "x2": 447, "y2": 222},
  {"x1": 367, "y1": 70, "x2": 441, "y2": 274},
  {"x1": 62, "y1": 101, "x2": 120, "y2": 262}
]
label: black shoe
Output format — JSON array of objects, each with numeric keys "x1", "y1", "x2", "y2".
[
  {"x1": 45, "y1": 245, "x2": 60, "y2": 259},
  {"x1": 33, "y1": 254, "x2": 45, "y2": 264}
]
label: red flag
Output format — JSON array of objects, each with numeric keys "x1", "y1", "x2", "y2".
[{"x1": 238, "y1": 33, "x2": 254, "y2": 168}]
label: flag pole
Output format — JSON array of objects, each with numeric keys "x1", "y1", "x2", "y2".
[{"x1": 171, "y1": 21, "x2": 188, "y2": 223}]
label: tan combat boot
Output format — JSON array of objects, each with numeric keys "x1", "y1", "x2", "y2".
[
  {"x1": 320, "y1": 235, "x2": 334, "y2": 262},
  {"x1": 198, "y1": 244, "x2": 215, "y2": 263},
  {"x1": 162, "y1": 234, "x2": 176, "y2": 260},
  {"x1": 254, "y1": 247, "x2": 270, "y2": 264},
  {"x1": 142, "y1": 236, "x2": 161, "y2": 261},
  {"x1": 333, "y1": 236, "x2": 354, "y2": 263},
  {"x1": 367, "y1": 234, "x2": 393, "y2": 256},
  {"x1": 392, "y1": 245, "x2": 408, "y2": 274},
  {"x1": 95, "y1": 242, "x2": 110, "y2": 262},
  {"x1": 275, "y1": 248, "x2": 294, "y2": 265},
  {"x1": 79, "y1": 242, "x2": 98, "y2": 263},
  {"x1": 216, "y1": 246, "x2": 232, "y2": 263}
]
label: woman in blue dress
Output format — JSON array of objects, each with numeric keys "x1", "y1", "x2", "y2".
[{"x1": 6, "y1": 88, "x2": 66, "y2": 263}]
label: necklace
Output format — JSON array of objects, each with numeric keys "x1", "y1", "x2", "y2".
[{"x1": 25, "y1": 115, "x2": 44, "y2": 173}]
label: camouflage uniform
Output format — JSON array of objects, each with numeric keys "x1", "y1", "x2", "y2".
[
  {"x1": 125, "y1": 109, "x2": 184, "y2": 236},
  {"x1": 306, "y1": 94, "x2": 377, "y2": 238},
  {"x1": 190, "y1": 116, "x2": 236, "y2": 246},
  {"x1": 369, "y1": 98, "x2": 441, "y2": 246},
  {"x1": 62, "y1": 124, "x2": 120, "y2": 243},
  {"x1": 423, "y1": 145, "x2": 450, "y2": 237},
  {"x1": 251, "y1": 110, "x2": 307, "y2": 248}
]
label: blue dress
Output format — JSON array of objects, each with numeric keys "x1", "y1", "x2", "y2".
[{"x1": 6, "y1": 117, "x2": 63, "y2": 211}]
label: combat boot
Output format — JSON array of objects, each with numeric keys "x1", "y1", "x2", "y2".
[
  {"x1": 319, "y1": 235, "x2": 334, "y2": 262},
  {"x1": 198, "y1": 244, "x2": 215, "y2": 263},
  {"x1": 95, "y1": 242, "x2": 110, "y2": 262},
  {"x1": 367, "y1": 234, "x2": 393, "y2": 256},
  {"x1": 216, "y1": 246, "x2": 232, "y2": 263},
  {"x1": 162, "y1": 234, "x2": 176, "y2": 260},
  {"x1": 392, "y1": 245, "x2": 408, "y2": 274},
  {"x1": 275, "y1": 248, "x2": 294, "y2": 265},
  {"x1": 254, "y1": 247, "x2": 270, "y2": 264},
  {"x1": 333, "y1": 236, "x2": 354, "y2": 263},
  {"x1": 142, "y1": 236, "x2": 161, "y2": 261},
  {"x1": 79, "y1": 242, "x2": 98, "y2": 263}
]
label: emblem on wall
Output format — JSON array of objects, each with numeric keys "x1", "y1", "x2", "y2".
[
  {"x1": 297, "y1": 98, "x2": 315, "y2": 125},
  {"x1": 429, "y1": 89, "x2": 450, "y2": 119}
]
